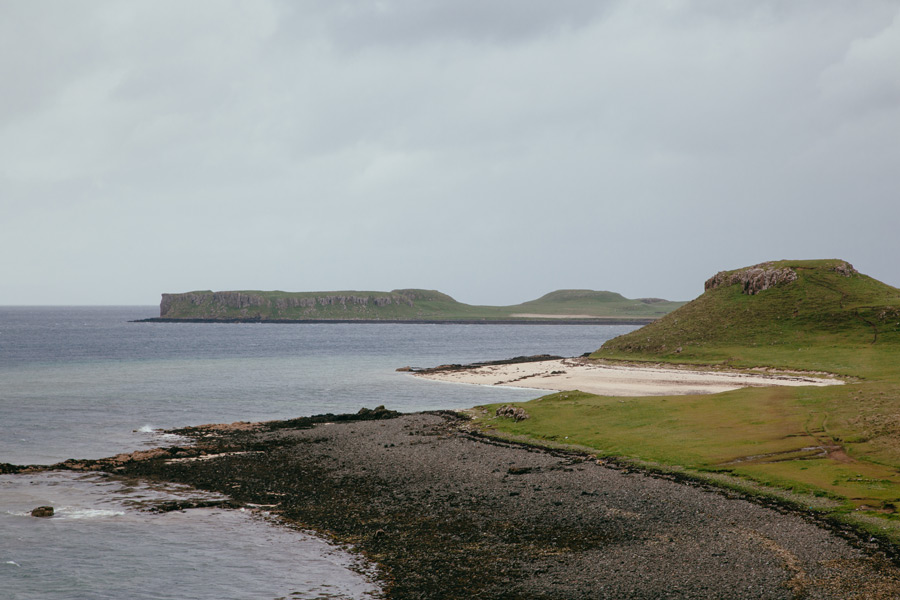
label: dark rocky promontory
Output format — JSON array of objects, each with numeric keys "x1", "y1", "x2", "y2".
[{"x1": 49, "y1": 410, "x2": 900, "y2": 599}]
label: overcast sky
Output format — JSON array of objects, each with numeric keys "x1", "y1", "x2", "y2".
[{"x1": 2, "y1": 1, "x2": 898, "y2": 307}]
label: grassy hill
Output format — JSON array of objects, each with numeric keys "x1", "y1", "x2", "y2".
[
  {"x1": 472, "y1": 259, "x2": 900, "y2": 545},
  {"x1": 596, "y1": 259, "x2": 900, "y2": 375},
  {"x1": 155, "y1": 288, "x2": 684, "y2": 322},
  {"x1": 510, "y1": 290, "x2": 680, "y2": 318}
]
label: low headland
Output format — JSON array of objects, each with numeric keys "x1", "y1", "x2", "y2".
[
  {"x1": 11, "y1": 407, "x2": 900, "y2": 598},
  {"x1": 138, "y1": 288, "x2": 684, "y2": 323},
  {"x1": 464, "y1": 259, "x2": 900, "y2": 553}
]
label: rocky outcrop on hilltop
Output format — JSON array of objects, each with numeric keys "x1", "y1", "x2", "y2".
[
  {"x1": 831, "y1": 261, "x2": 858, "y2": 278},
  {"x1": 704, "y1": 260, "x2": 858, "y2": 296},
  {"x1": 705, "y1": 264, "x2": 798, "y2": 295}
]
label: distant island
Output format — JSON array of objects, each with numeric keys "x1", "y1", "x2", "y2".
[{"x1": 138, "y1": 288, "x2": 686, "y2": 324}]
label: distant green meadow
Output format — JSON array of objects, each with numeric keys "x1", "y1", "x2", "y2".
[{"x1": 473, "y1": 260, "x2": 900, "y2": 545}]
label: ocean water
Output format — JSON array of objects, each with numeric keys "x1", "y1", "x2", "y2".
[{"x1": 0, "y1": 306, "x2": 636, "y2": 599}]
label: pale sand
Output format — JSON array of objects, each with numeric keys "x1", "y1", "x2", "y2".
[{"x1": 414, "y1": 358, "x2": 844, "y2": 397}]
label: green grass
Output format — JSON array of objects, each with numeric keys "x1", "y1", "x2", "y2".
[
  {"x1": 595, "y1": 259, "x2": 900, "y2": 375},
  {"x1": 157, "y1": 288, "x2": 685, "y2": 321},
  {"x1": 471, "y1": 259, "x2": 900, "y2": 543},
  {"x1": 509, "y1": 290, "x2": 683, "y2": 318}
]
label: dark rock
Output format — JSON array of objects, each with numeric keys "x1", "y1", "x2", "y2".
[
  {"x1": 508, "y1": 466, "x2": 536, "y2": 475},
  {"x1": 357, "y1": 405, "x2": 393, "y2": 419},
  {"x1": 147, "y1": 499, "x2": 239, "y2": 514},
  {"x1": 415, "y1": 355, "x2": 564, "y2": 375},
  {"x1": 31, "y1": 506, "x2": 54, "y2": 518},
  {"x1": 496, "y1": 405, "x2": 530, "y2": 421}
]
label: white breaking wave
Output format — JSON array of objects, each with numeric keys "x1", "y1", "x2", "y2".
[
  {"x1": 56, "y1": 507, "x2": 125, "y2": 519},
  {"x1": 138, "y1": 425, "x2": 183, "y2": 441}
]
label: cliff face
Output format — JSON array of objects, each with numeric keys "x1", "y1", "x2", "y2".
[{"x1": 159, "y1": 291, "x2": 418, "y2": 319}]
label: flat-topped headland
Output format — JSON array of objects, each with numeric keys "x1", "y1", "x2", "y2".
[{"x1": 137, "y1": 288, "x2": 684, "y2": 323}]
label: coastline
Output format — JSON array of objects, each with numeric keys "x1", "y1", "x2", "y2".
[
  {"x1": 412, "y1": 357, "x2": 844, "y2": 397},
  {"x1": 33, "y1": 409, "x2": 900, "y2": 599},
  {"x1": 133, "y1": 317, "x2": 658, "y2": 325}
]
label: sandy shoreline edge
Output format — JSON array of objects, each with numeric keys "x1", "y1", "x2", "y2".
[{"x1": 412, "y1": 357, "x2": 844, "y2": 397}]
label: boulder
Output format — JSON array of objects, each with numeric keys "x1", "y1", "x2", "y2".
[
  {"x1": 496, "y1": 405, "x2": 530, "y2": 421},
  {"x1": 31, "y1": 506, "x2": 54, "y2": 518}
]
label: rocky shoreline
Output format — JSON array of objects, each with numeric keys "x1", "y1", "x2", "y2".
[{"x1": 17, "y1": 409, "x2": 900, "y2": 598}]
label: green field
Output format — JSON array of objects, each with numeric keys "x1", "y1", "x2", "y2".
[
  {"x1": 472, "y1": 260, "x2": 900, "y2": 542},
  {"x1": 156, "y1": 288, "x2": 684, "y2": 321}
]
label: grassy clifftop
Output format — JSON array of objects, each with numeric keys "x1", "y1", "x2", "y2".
[{"x1": 156, "y1": 288, "x2": 685, "y2": 322}]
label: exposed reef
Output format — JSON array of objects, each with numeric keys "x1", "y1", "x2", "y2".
[{"x1": 20, "y1": 410, "x2": 900, "y2": 599}]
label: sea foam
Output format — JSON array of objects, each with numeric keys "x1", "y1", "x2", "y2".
[{"x1": 56, "y1": 507, "x2": 126, "y2": 519}]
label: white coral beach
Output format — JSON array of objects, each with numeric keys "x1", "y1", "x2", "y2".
[{"x1": 413, "y1": 358, "x2": 843, "y2": 397}]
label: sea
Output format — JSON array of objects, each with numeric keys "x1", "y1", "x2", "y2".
[{"x1": 0, "y1": 306, "x2": 637, "y2": 599}]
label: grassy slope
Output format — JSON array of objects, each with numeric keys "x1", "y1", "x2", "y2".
[
  {"x1": 596, "y1": 258, "x2": 900, "y2": 374},
  {"x1": 160, "y1": 288, "x2": 685, "y2": 320},
  {"x1": 510, "y1": 290, "x2": 683, "y2": 318},
  {"x1": 472, "y1": 260, "x2": 900, "y2": 541}
]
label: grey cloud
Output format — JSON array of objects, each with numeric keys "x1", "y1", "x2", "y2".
[
  {"x1": 818, "y1": 12, "x2": 900, "y2": 114},
  {"x1": 279, "y1": 0, "x2": 617, "y2": 51},
  {"x1": 1, "y1": 1, "x2": 899, "y2": 305}
]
